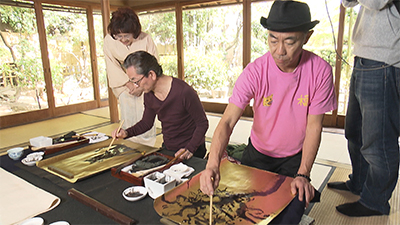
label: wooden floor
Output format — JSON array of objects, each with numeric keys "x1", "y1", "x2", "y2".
[{"x1": 1, "y1": 107, "x2": 399, "y2": 225}]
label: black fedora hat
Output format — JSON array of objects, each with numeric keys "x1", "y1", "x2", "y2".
[{"x1": 260, "y1": 0, "x2": 319, "y2": 32}]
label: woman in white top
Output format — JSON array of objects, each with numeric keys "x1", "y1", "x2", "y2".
[{"x1": 104, "y1": 8, "x2": 158, "y2": 146}]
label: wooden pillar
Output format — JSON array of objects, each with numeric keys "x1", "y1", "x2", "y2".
[
  {"x1": 243, "y1": 0, "x2": 251, "y2": 68},
  {"x1": 331, "y1": 4, "x2": 346, "y2": 127},
  {"x1": 101, "y1": 0, "x2": 119, "y2": 123},
  {"x1": 175, "y1": 3, "x2": 184, "y2": 80},
  {"x1": 34, "y1": 0, "x2": 55, "y2": 116},
  {"x1": 87, "y1": 6, "x2": 101, "y2": 107}
]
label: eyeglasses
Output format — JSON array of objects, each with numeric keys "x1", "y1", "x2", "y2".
[
  {"x1": 115, "y1": 33, "x2": 133, "y2": 41},
  {"x1": 129, "y1": 75, "x2": 145, "y2": 86}
]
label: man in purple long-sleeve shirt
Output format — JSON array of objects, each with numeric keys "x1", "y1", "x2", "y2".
[{"x1": 112, "y1": 51, "x2": 209, "y2": 160}]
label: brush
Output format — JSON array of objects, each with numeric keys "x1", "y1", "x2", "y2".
[{"x1": 106, "y1": 120, "x2": 124, "y2": 153}]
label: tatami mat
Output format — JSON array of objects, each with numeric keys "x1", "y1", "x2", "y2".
[
  {"x1": 0, "y1": 113, "x2": 111, "y2": 153},
  {"x1": 308, "y1": 166, "x2": 400, "y2": 225},
  {"x1": 81, "y1": 107, "x2": 110, "y2": 119},
  {"x1": 0, "y1": 106, "x2": 164, "y2": 156}
]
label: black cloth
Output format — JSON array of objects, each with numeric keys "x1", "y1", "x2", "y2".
[
  {"x1": 269, "y1": 197, "x2": 306, "y2": 225},
  {"x1": 1, "y1": 147, "x2": 207, "y2": 225},
  {"x1": 2, "y1": 138, "x2": 317, "y2": 224},
  {"x1": 161, "y1": 141, "x2": 206, "y2": 158},
  {"x1": 226, "y1": 143, "x2": 247, "y2": 160}
]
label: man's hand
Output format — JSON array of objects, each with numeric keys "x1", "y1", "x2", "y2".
[
  {"x1": 200, "y1": 167, "x2": 220, "y2": 196},
  {"x1": 175, "y1": 148, "x2": 193, "y2": 160},
  {"x1": 126, "y1": 82, "x2": 144, "y2": 96},
  {"x1": 129, "y1": 86, "x2": 144, "y2": 96},
  {"x1": 290, "y1": 176, "x2": 315, "y2": 207},
  {"x1": 111, "y1": 127, "x2": 128, "y2": 139}
]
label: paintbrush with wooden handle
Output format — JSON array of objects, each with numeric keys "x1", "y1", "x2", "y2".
[
  {"x1": 209, "y1": 177, "x2": 214, "y2": 225},
  {"x1": 164, "y1": 150, "x2": 185, "y2": 168},
  {"x1": 209, "y1": 194, "x2": 213, "y2": 225},
  {"x1": 106, "y1": 120, "x2": 124, "y2": 153}
]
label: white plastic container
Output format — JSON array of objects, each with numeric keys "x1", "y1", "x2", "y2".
[
  {"x1": 144, "y1": 171, "x2": 176, "y2": 199},
  {"x1": 30, "y1": 136, "x2": 52, "y2": 147}
]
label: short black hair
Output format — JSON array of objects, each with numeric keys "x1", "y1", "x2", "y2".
[{"x1": 107, "y1": 8, "x2": 141, "y2": 39}]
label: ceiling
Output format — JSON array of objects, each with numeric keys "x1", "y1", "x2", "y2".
[
  {"x1": 1, "y1": 0, "x2": 258, "y2": 14},
  {"x1": 42, "y1": 0, "x2": 244, "y2": 12}
]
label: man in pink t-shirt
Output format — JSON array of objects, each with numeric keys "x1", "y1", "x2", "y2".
[{"x1": 200, "y1": 1, "x2": 337, "y2": 224}]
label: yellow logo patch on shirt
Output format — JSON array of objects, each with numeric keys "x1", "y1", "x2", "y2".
[
  {"x1": 263, "y1": 94, "x2": 273, "y2": 106},
  {"x1": 297, "y1": 95, "x2": 309, "y2": 107}
]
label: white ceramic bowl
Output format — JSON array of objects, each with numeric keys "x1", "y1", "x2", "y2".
[
  {"x1": 20, "y1": 217, "x2": 44, "y2": 225},
  {"x1": 7, "y1": 147, "x2": 24, "y2": 160},
  {"x1": 122, "y1": 186, "x2": 147, "y2": 201},
  {"x1": 49, "y1": 221, "x2": 70, "y2": 225}
]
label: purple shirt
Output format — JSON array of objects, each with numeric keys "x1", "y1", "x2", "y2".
[{"x1": 126, "y1": 77, "x2": 208, "y2": 153}]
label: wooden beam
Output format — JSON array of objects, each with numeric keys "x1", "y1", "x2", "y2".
[
  {"x1": 101, "y1": 0, "x2": 110, "y2": 37},
  {"x1": 87, "y1": 6, "x2": 101, "y2": 107},
  {"x1": 242, "y1": 0, "x2": 251, "y2": 68},
  {"x1": 40, "y1": 0, "x2": 96, "y2": 9},
  {"x1": 331, "y1": 4, "x2": 346, "y2": 127},
  {"x1": 34, "y1": 0, "x2": 55, "y2": 116},
  {"x1": 101, "y1": 0, "x2": 119, "y2": 123},
  {"x1": 54, "y1": 101, "x2": 97, "y2": 116},
  {"x1": 0, "y1": 100, "x2": 98, "y2": 129},
  {"x1": 40, "y1": 0, "x2": 119, "y2": 11},
  {"x1": 175, "y1": 3, "x2": 184, "y2": 80},
  {"x1": 0, "y1": 109, "x2": 51, "y2": 129},
  {"x1": 37, "y1": 0, "x2": 239, "y2": 13},
  {"x1": 133, "y1": 0, "x2": 220, "y2": 12}
]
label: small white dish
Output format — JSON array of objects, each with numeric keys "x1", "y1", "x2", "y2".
[
  {"x1": 170, "y1": 163, "x2": 190, "y2": 172},
  {"x1": 49, "y1": 221, "x2": 70, "y2": 225},
  {"x1": 122, "y1": 186, "x2": 147, "y2": 202},
  {"x1": 163, "y1": 163, "x2": 194, "y2": 182},
  {"x1": 20, "y1": 217, "x2": 44, "y2": 225},
  {"x1": 81, "y1": 131, "x2": 109, "y2": 144},
  {"x1": 21, "y1": 155, "x2": 43, "y2": 166},
  {"x1": 26, "y1": 151, "x2": 45, "y2": 158}
]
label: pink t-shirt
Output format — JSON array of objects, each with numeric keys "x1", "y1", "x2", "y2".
[{"x1": 230, "y1": 50, "x2": 337, "y2": 158}]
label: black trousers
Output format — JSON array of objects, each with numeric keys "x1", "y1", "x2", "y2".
[
  {"x1": 394, "y1": 0, "x2": 400, "y2": 14},
  {"x1": 241, "y1": 138, "x2": 319, "y2": 224},
  {"x1": 241, "y1": 139, "x2": 302, "y2": 177}
]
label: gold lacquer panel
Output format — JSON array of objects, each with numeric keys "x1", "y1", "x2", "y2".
[
  {"x1": 37, "y1": 139, "x2": 159, "y2": 183},
  {"x1": 154, "y1": 159, "x2": 295, "y2": 224}
]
